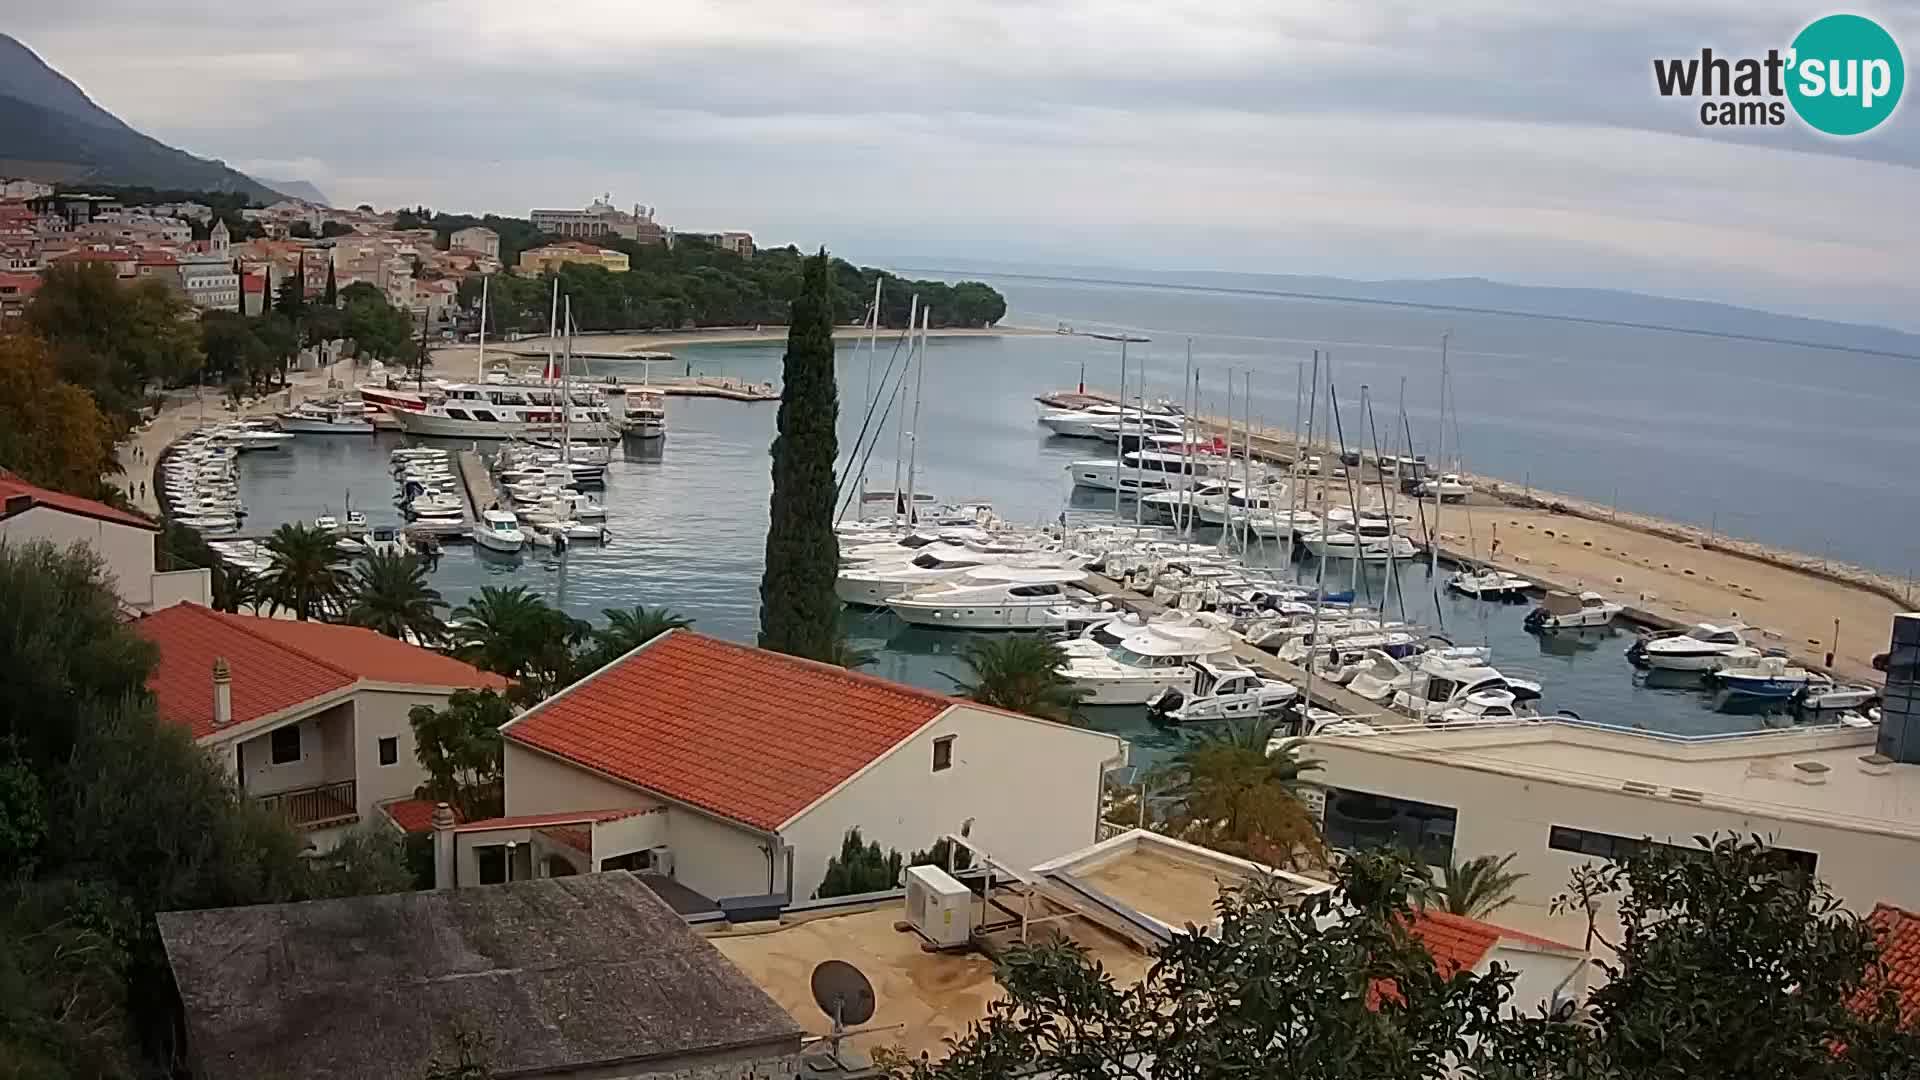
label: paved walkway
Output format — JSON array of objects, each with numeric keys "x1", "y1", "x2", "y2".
[{"x1": 116, "y1": 359, "x2": 351, "y2": 516}]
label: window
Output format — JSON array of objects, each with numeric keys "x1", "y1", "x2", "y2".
[
  {"x1": 470, "y1": 409, "x2": 498, "y2": 422},
  {"x1": 378, "y1": 736, "x2": 398, "y2": 766},
  {"x1": 1547, "y1": 825, "x2": 1818, "y2": 876},
  {"x1": 270, "y1": 724, "x2": 301, "y2": 765},
  {"x1": 1321, "y1": 787, "x2": 1457, "y2": 867},
  {"x1": 444, "y1": 408, "x2": 471, "y2": 420},
  {"x1": 476, "y1": 845, "x2": 507, "y2": 885},
  {"x1": 932, "y1": 735, "x2": 955, "y2": 772}
]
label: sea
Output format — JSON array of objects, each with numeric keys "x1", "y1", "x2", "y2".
[{"x1": 226, "y1": 270, "x2": 1920, "y2": 767}]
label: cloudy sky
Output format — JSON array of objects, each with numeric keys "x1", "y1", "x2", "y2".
[{"x1": 12, "y1": 0, "x2": 1919, "y2": 325}]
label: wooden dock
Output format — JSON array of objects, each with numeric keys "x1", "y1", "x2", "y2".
[{"x1": 455, "y1": 450, "x2": 492, "y2": 517}]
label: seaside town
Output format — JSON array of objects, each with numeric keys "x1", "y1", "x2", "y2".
[{"x1": 4, "y1": 10, "x2": 1920, "y2": 1080}]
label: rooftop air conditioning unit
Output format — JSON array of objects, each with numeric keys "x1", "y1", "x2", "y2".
[
  {"x1": 904, "y1": 865, "x2": 975, "y2": 948},
  {"x1": 646, "y1": 845, "x2": 674, "y2": 877}
]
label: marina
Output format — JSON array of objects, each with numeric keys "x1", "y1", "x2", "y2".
[{"x1": 144, "y1": 309, "x2": 1898, "y2": 772}]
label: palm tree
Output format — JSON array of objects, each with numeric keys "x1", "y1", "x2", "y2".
[
  {"x1": 1419, "y1": 852, "x2": 1527, "y2": 919},
  {"x1": 950, "y1": 636, "x2": 1087, "y2": 722},
  {"x1": 262, "y1": 522, "x2": 348, "y2": 620},
  {"x1": 1163, "y1": 721, "x2": 1326, "y2": 869},
  {"x1": 213, "y1": 566, "x2": 269, "y2": 615},
  {"x1": 345, "y1": 552, "x2": 447, "y2": 644},
  {"x1": 582, "y1": 604, "x2": 694, "y2": 670},
  {"x1": 450, "y1": 585, "x2": 586, "y2": 700}
]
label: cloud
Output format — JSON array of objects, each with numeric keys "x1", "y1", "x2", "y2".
[{"x1": 11, "y1": 0, "x2": 1917, "y2": 324}]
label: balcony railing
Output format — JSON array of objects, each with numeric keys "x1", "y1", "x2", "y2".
[{"x1": 257, "y1": 779, "x2": 358, "y2": 830}]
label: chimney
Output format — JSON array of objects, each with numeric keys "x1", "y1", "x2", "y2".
[
  {"x1": 212, "y1": 657, "x2": 232, "y2": 728},
  {"x1": 1876, "y1": 613, "x2": 1920, "y2": 764},
  {"x1": 431, "y1": 803, "x2": 457, "y2": 889}
]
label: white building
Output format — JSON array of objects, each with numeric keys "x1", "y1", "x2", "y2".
[
  {"x1": 0, "y1": 178, "x2": 54, "y2": 200},
  {"x1": 132, "y1": 603, "x2": 506, "y2": 851},
  {"x1": 178, "y1": 259, "x2": 240, "y2": 312},
  {"x1": 449, "y1": 225, "x2": 499, "y2": 258},
  {"x1": 0, "y1": 471, "x2": 208, "y2": 613},
  {"x1": 446, "y1": 629, "x2": 1131, "y2": 905},
  {"x1": 530, "y1": 197, "x2": 665, "y2": 243},
  {"x1": 1306, "y1": 718, "x2": 1920, "y2": 938}
]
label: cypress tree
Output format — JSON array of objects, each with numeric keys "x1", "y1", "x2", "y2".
[
  {"x1": 757, "y1": 249, "x2": 841, "y2": 660},
  {"x1": 322, "y1": 258, "x2": 337, "y2": 306}
]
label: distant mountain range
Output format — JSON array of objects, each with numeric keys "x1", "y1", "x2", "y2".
[
  {"x1": 892, "y1": 260, "x2": 1920, "y2": 360},
  {"x1": 0, "y1": 33, "x2": 281, "y2": 201},
  {"x1": 252, "y1": 177, "x2": 332, "y2": 206}
]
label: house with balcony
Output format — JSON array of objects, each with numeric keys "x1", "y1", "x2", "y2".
[
  {"x1": 446, "y1": 629, "x2": 1129, "y2": 912},
  {"x1": 132, "y1": 603, "x2": 505, "y2": 848}
]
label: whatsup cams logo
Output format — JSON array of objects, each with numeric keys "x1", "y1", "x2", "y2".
[{"x1": 1653, "y1": 13, "x2": 1904, "y2": 135}]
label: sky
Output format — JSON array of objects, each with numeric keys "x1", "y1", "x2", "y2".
[{"x1": 11, "y1": 0, "x2": 1920, "y2": 326}]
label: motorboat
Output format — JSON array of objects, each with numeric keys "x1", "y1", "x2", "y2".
[
  {"x1": 1393, "y1": 654, "x2": 1542, "y2": 720},
  {"x1": 345, "y1": 510, "x2": 368, "y2": 531},
  {"x1": 408, "y1": 495, "x2": 465, "y2": 519},
  {"x1": 1039, "y1": 402, "x2": 1179, "y2": 439},
  {"x1": 840, "y1": 528, "x2": 993, "y2": 565},
  {"x1": 1067, "y1": 450, "x2": 1234, "y2": 493},
  {"x1": 1526, "y1": 590, "x2": 1624, "y2": 631},
  {"x1": 1146, "y1": 657, "x2": 1300, "y2": 724},
  {"x1": 1060, "y1": 619, "x2": 1240, "y2": 706},
  {"x1": 1627, "y1": 623, "x2": 1749, "y2": 671},
  {"x1": 835, "y1": 545, "x2": 1081, "y2": 608},
  {"x1": 1447, "y1": 568, "x2": 1533, "y2": 601},
  {"x1": 365, "y1": 526, "x2": 411, "y2": 558},
  {"x1": 1435, "y1": 688, "x2": 1533, "y2": 726},
  {"x1": 1139, "y1": 482, "x2": 1232, "y2": 527},
  {"x1": 1418, "y1": 473, "x2": 1472, "y2": 501},
  {"x1": 883, "y1": 567, "x2": 1091, "y2": 630},
  {"x1": 607, "y1": 385, "x2": 667, "y2": 438},
  {"x1": 536, "y1": 519, "x2": 608, "y2": 543},
  {"x1": 1054, "y1": 611, "x2": 1148, "y2": 659},
  {"x1": 1303, "y1": 519, "x2": 1417, "y2": 562},
  {"x1": 1709, "y1": 654, "x2": 1827, "y2": 699},
  {"x1": 314, "y1": 514, "x2": 341, "y2": 533},
  {"x1": 1799, "y1": 682, "x2": 1881, "y2": 712},
  {"x1": 1276, "y1": 631, "x2": 1424, "y2": 680},
  {"x1": 472, "y1": 509, "x2": 527, "y2": 552},
  {"x1": 336, "y1": 535, "x2": 369, "y2": 555},
  {"x1": 1202, "y1": 484, "x2": 1290, "y2": 527},
  {"x1": 556, "y1": 492, "x2": 606, "y2": 520},
  {"x1": 277, "y1": 401, "x2": 375, "y2": 435},
  {"x1": 1088, "y1": 413, "x2": 1188, "y2": 443}
]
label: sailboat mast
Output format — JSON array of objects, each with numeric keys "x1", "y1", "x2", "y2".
[
  {"x1": 864, "y1": 277, "x2": 881, "y2": 414},
  {"x1": 1134, "y1": 352, "x2": 1147, "y2": 529},
  {"x1": 893, "y1": 295, "x2": 918, "y2": 524},
  {"x1": 561, "y1": 297, "x2": 573, "y2": 461},
  {"x1": 1291, "y1": 351, "x2": 1318, "y2": 567},
  {"x1": 1113, "y1": 339, "x2": 1128, "y2": 518},
  {"x1": 1431, "y1": 332, "x2": 1448, "y2": 575},
  {"x1": 1181, "y1": 339, "x2": 1194, "y2": 543},
  {"x1": 545, "y1": 279, "x2": 560, "y2": 384},
  {"x1": 1241, "y1": 371, "x2": 1252, "y2": 553},
  {"x1": 904, "y1": 305, "x2": 928, "y2": 520},
  {"x1": 475, "y1": 276, "x2": 489, "y2": 383}
]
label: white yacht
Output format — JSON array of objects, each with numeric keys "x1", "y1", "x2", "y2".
[
  {"x1": 1040, "y1": 403, "x2": 1179, "y2": 439},
  {"x1": 1435, "y1": 689, "x2": 1532, "y2": 726},
  {"x1": 836, "y1": 544, "x2": 1080, "y2": 608},
  {"x1": 365, "y1": 526, "x2": 411, "y2": 558},
  {"x1": 278, "y1": 401, "x2": 375, "y2": 435},
  {"x1": 607, "y1": 385, "x2": 667, "y2": 439},
  {"x1": 407, "y1": 494, "x2": 465, "y2": 520},
  {"x1": 1418, "y1": 473, "x2": 1472, "y2": 501},
  {"x1": 1088, "y1": 413, "x2": 1188, "y2": 442},
  {"x1": 1146, "y1": 657, "x2": 1300, "y2": 724},
  {"x1": 1447, "y1": 569, "x2": 1533, "y2": 600},
  {"x1": 883, "y1": 567, "x2": 1090, "y2": 630},
  {"x1": 1627, "y1": 623, "x2": 1749, "y2": 671},
  {"x1": 1303, "y1": 520, "x2": 1419, "y2": 562},
  {"x1": 1139, "y1": 482, "x2": 1231, "y2": 526},
  {"x1": 314, "y1": 514, "x2": 341, "y2": 534},
  {"x1": 390, "y1": 382, "x2": 617, "y2": 440},
  {"x1": 1392, "y1": 654, "x2": 1541, "y2": 720},
  {"x1": 472, "y1": 509, "x2": 527, "y2": 552},
  {"x1": 1061, "y1": 619, "x2": 1241, "y2": 706},
  {"x1": 1526, "y1": 590, "x2": 1624, "y2": 631},
  {"x1": 1067, "y1": 450, "x2": 1233, "y2": 493}
]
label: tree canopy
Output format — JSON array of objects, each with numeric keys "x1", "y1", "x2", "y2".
[
  {"x1": 0, "y1": 329, "x2": 119, "y2": 497},
  {"x1": 26, "y1": 262, "x2": 202, "y2": 427}
]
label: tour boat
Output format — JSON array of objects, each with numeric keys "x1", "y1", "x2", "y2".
[
  {"x1": 472, "y1": 508, "x2": 527, "y2": 553},
  {"x1": 1447, "y1": 568, "x2": 1534, "y2": 601},
  {"x1": 1061, "y1": 619, "x2": 1241, "y2": 706},
  {"x1": 1525, "y1": 590, "x2": 1624, "y2": 631},
  {"x1": 357, "y1": 382, "x2": 431, "y2": 415},
  {"x1": 1146, "y1": 657, "x2": 1300, "y2": 724},
  {"x1": 883, "y1": 567, "x2": 1091, "y2": 630},
  {"x1": 607, "y1": 385, "x2": 667, "y2": 439},
  {"x1": 1627, "y1": 623, "x2": 1749, "y2": 671},
  {"x1": 390, "y1": 382, "x2": 617, "y2": 440}
]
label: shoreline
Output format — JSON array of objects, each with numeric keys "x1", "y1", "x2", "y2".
[{"x1": 449, "y1": 323, "x2": 1055, "y2": 358}]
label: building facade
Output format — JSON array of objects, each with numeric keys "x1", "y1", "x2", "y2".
[
  {"x1": 179, "y1": 259, "x2": 240, "y2": 311},
  {"x1": 449, "y1": 225, "x2": 499, "y2": 258},
  {"x1": 517, "y1": 241, "x2": 630, "y2": 274},
  {"x1": 0, "y1": 472, "x2": 209, "y2": 612},
  {"x1": 530, "y1": 198, "x2": 666, "y2": 244}
]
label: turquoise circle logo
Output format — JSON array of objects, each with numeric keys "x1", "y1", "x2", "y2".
[{"x1": 1787, "y1": 14, "x2": 1904, "y2": 135}]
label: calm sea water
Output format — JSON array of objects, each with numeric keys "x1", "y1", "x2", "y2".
[{"x1": 229, "y1": 270, "x2": 1900, "y2": 763}]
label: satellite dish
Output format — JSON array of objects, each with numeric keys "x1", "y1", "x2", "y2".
[{"x1": 810, "y1": 960, "x2": 876, "y2": 1027}]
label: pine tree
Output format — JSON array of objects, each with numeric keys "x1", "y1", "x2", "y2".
[
  {"x1": 757, "y1": 249, "x2": 841, "y2": 661},
  {"x1": 323, "y1": 258, "x2": 337, "y2": 306}
]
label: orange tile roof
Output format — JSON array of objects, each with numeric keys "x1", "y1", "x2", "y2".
[
  {"x1": 0, "y1": 469, "x2": 154, "y2": 530},
  {"x1": 503, "y1": 630, "x2": 956, "y2": 832},
  {"x1": 1407, "y1": 911, "x2": 1505, "y2": 974},
  {"x1": 1866, "y1": 904, "x2": 1920, "y2": 1015},
  {"x1": 380, "y1": 798, "x2": 463, "y2": 834},
  {"x1": 453, "y1": 809, "x2": 647, "y2": 832},
  {"x1": 132, "y1": 604, "x2": 505, "y2": 739}
]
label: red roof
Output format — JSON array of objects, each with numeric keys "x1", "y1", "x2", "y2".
[
  {"x1": 503, "y1": 630, "x2": 956, "y2": 831},
  {"x1": 453, "y1": 808, "x2": 646, "y2": 832},
  {"x1": 380, "y1": 798, "x2": 464, "y2": 834},
  {"x1": 1375, "y1": 911, "x2": 1580, "y2": 1005},
  {"x1": 0, "y1": 469, "x2": 154, "y2": 530},
  {"x1": 132, "y1": 604, "x2": 505, "y2": 739},
  {"x1": 1865, "y1": 904, "x2": 1920, "y2": 1015}
]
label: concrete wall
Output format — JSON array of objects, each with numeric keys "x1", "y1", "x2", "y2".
[
  {"x1": 780, "y1": 705, "x2": 1127, "y2": 901},
  {"x1": 503, "y1": 742, "x2": 658, "y2": 816},
  {"x1": 1311, "y1": 741, "x2": 1920, "y2": 918},
  {"x1": 1, "y1": 506, "x2": 156, "y2": 608},
  {"x1": 233, "y1": 703, "x2": 353, "y2": 798},
  {"x1": 150, "y1": 567, "x2": 211, "y2": 609},
  {"x1": 1484, "y1": 944, "x2": 1586, "y2": 1014},
  {"x1": 350, "y1": 689, "x2": 453, "y2": 818}
]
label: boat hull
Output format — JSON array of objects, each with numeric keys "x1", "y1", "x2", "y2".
[
  {"x1": 471, "y1": 528, "x2": 525, "y2": 553},
  {"x1": 1066, "y1": 672, "x2": 1191, "y2": 706},
  {"x1": 1640, "y1": 649, "x2": 1731, "y2": 672},
  {"x1": 883, "y1": 601, "x2": 1069, "y2": 630},
  {"x1": 391, "y1": 410, "x2": 617, "y2": 441}
]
